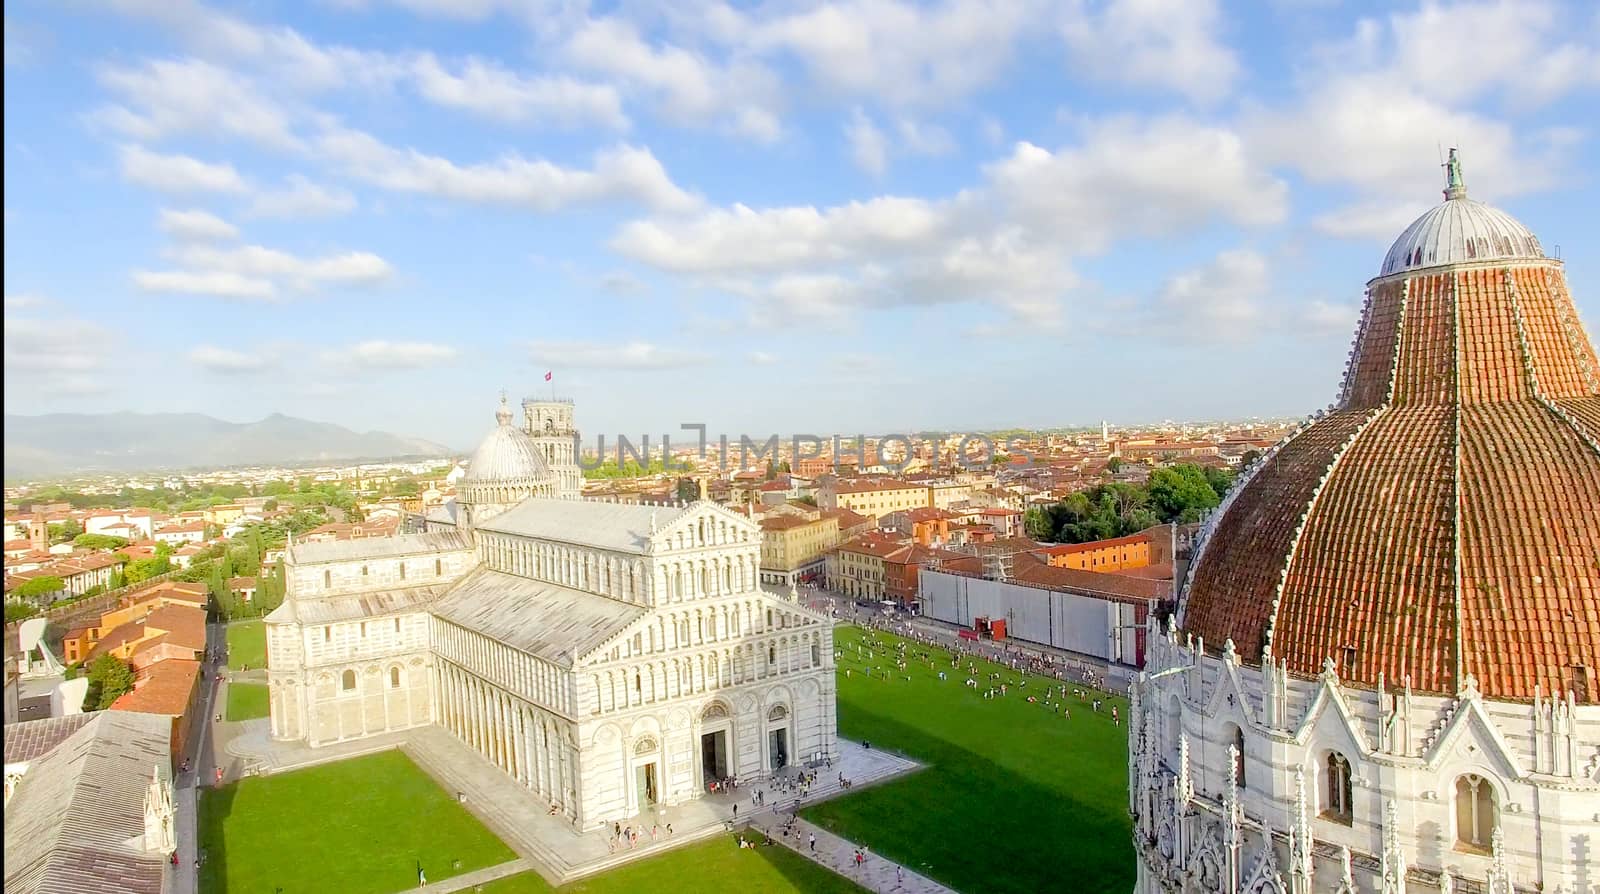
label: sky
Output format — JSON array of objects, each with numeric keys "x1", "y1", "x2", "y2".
[{"x1": 4, "y1": 0, "x2": 1598, "y2": 450}]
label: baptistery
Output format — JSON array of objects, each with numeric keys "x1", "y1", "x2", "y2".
[{"x1": 1128, "y1": 151, "x2": 1600, "y2": 894}]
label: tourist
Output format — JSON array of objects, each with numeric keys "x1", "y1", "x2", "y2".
[
  {"x1": 809, "y1": 833, "x2": 817, "y2": 853},
  {"x1": 733, "y1": 803, "x2": 739, "y2": 819},
  {"x1": 666, "y1": 823, "x2": 673, "y2": 836}
]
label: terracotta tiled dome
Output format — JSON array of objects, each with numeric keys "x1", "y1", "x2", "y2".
[{"x1": 1178, "y1": 152, "x2": 1600, "y2": 702}]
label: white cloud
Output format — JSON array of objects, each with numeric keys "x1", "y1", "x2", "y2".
[
  {"x1": 985, "y1": 116, "x2": 1288, "y2": 252},
  {"x1": 563, "y1": 16, "x2": 782, "y2": 141},
  {"x1": 3, "y1": 293, "x2": 48, "y2": 309},
  {"x1": 748, "y1": 350, "x2": 775, "y2": 365},
  {"x1": 318, "y1": 126, "x2": 699, "y2": 212},
  {"x1": 615, "y1": 114, "x2": 1284, "y2": 330},
  {"x1": 92, "y1": 58, "x2": 300, "y2": 149},
  {"x1": 159, "y1": 208, "x2": 239, "y2": 241},
  {"x1": 409, "y1": 52, "x2": 628, "y2": 129},
  {"x1": 189, "y1": 344, "x2": 271, "y2": 373},
  {"x1": 1311, "y1": 201, "x2": 1428, "y2": 242},
  {"x1": 1302, "y1": 299, "x2": 1359, "y2": 335},
  {"x1": 846, "y1": 109, "x2": 888, "y2": 175},
  {"x1": 1327, "y1": 0, "x2": 1600, "y2": 107},
  {"x1": 246, "y1": 175, "x2": 358, "y2": 219},
  {"x1": 4, "y1": 315, "x2": 114, "y2": 383},
  {"x1": 119, "y1": 145, "x2": 249, "y2": 194},
  {"x1": 896, "y1": 118, "x2": 955, "y2": 156},
  {"x1": 330, "y1": 340, "x2": 459, "y2": 369},
  {"x1": 746, "y1": 0, "x2": 1038, "y2": 107},
  {"x1": 1060, "y1": 0, "x2": 1240, "y2": 103},
  {"x1": 170, "y1": 243, "x2": 394, "y2": 287},
  {"x1": 845, "y1": 110, "x2": 954, "y2": 174},
  {"x1": 1245, "y1": 77, "x2": 1567, "y2": 201},
  {"x1": 1151, "y1": 248, "x2": 1269, "y2": 339},
  {"x1": 530, "y1": 340, "x2": 709, "y2": 370},
  {"x1": 132, "y1": 270, "x2": 276, "y2": 300},
  {"x1": 1248, "y1": 1, "x2": 1596, "y2": 204}
]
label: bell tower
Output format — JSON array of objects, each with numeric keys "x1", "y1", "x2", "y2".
[{"x1": 522, "y1": 396, "x2": 581, "y2": 497}]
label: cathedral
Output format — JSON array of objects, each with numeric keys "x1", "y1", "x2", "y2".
[
  {"x1": 265, "y1": 396, "x2": 839, "y2": 829},
  {"x1": 1128, "y1": 152, "x2": 1600, "y2": 894}
]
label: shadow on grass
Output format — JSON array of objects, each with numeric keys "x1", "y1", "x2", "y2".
[
  {"x1": 803, "y1": 709, "x2": 1135, "y2": 894},
  {"x1": 197, "y1": 784, "x2": 235, "y2": 893}
]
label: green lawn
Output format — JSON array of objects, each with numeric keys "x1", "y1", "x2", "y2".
[
  {"x1": 801, "y1": 626, "x2": 1133, "y2": 894},
  {"x1": 475, "y1": 833, "x2": 868, "y2": 893},
  {"x1": 227, "y1": 620, "x2": 266, "y2": 671},
  {"x1": 224, "y1": 682, "x2": 270, "y2": 721},
  {"x1": 198, "y1": 750, "x2": 516, "y2": 893}
]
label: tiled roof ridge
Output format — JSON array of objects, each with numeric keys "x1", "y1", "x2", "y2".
[
  {"x1": 1262, "y1": 404, "x2": 1391, "y2": 662},
  {"x1": 1547, "y1": 266, "x2": 1600, "y2": 395},
  {"x1": 1449, "y1": 271, "x2": 1467, "y2": 692},
  {"x1": 1508, "y1": 268, "x2": 1600, "y2": 458},
  {"x1": 1336, "y1": 284, "x2": 1377, "y2": 408}
]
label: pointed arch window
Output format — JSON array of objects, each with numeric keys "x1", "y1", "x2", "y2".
[
  {"x1": 1325, "y1": 753, "x2": 1353, "y2": 824},
  {"x1": 341, "y1": 670, "x2": 357, "y2": 692},
  {"x1": 1455, "y1": 774, "x2": 1496, "y2": 851}
]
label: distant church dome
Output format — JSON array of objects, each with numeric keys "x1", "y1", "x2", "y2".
[
  {"x1": 458, "y1": 396, "x2": 555, "y2": 522},
  {"x1": 1179, "y1": 150, "x2": 1600, "y2": 702},
  {"x1": 464, "y1": 397, "x2": 550, "y2": 485}
]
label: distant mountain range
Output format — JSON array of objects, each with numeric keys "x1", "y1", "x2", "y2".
[{"x1": 4, "y1": 412, "x2": 453, "y2": 478}]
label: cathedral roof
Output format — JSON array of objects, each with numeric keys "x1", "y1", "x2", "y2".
[
  {"x1": 478, "y1": 497, "x2": 748, "y2": 554},
  {"x1": 431, "y1": 568, "x2": 644, "y2": 665},
  {"x1": 1178, "y1": 154, "x2": 1600, "y2": 703},
  {"x1": 3, "y1": 711, "x2": 171, "y2": 894},
  {"x1": 462, "y1": 396, "x2": 550, "y2": 486},
  {"x1": 287, "y1": 530, "x2": 471, "y2": 565}
]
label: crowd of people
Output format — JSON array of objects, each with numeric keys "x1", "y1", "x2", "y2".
[{"x1": 835, "y1": 625, "x2": 1127, "y2": 728}]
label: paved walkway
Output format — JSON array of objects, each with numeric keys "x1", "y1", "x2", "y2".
[
  {"x1": 394, "y1": 857, "x2": 536, "y2": 894},
  {"x1": 765, "y1": 816, "x2": 956, "y2": 894}
]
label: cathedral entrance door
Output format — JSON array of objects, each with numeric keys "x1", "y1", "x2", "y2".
[
  {"x1": 701, "y1": 730, "x2": 729, "y2": 781},
  {"x1": 636, "y1": 762, "x2": 658, "y2": 808},
  {"x1": 768, "y1": 728, "x2": 788, "y2": 771}
]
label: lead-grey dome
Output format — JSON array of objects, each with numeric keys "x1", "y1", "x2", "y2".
[
  {"x1": 1376, "y1": 149, "x2": 1544, "y2": 279},
  {"x1": 462, "y1": 397, "x2": 550, "y2": 485}
]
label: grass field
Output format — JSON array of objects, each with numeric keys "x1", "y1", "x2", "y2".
[
  {"x1": 224, "y1": 682, "x2": 270, "y2": 721},
  {"x1": 227, "y1": 619, "x2": 266, "y2": 670},
  {"x1": 474, "y1": 833, "x2": 869, "y2": 893},
  {"x1": 801, "y1": 626, "x2": 1133, "y2": 894},
  {"x1": 198, "y1": 750, "x2": 516, "y2": 893}
]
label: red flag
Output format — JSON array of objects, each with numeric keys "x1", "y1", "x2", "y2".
[{"x1": 544, "y1": 371, "x2": 553, "y2": 381}]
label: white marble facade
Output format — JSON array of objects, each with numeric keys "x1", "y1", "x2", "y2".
[
  {"x1": 1127, "y1": 618, "x2": 1600, "y2": 894},
  {"x1": 267, "y1": 399, "x2": 838, "y2": 829}
]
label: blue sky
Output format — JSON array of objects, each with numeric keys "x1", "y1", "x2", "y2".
[{"x1": 4, "y1": 0, "x2": 1598, "y2": 450}]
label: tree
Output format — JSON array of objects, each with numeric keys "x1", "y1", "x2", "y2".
[
  {"x1": 1241, "y1": 449, "x2": 1262, "y2": 468},
  {"x1": 4, "y1": 601, "x2": 39, "y2": 623},
  {"x1": 676, "y1": 478, "x2": 700, "y2": 502},
  {"x1": 73, "y1": 533, "x2": 131, "y2": 551},
  {"x1": 1106, "y1": 456, "x2": 1123, "y2": 473},
  {"x1": 82, "y1": 654, "x2": 136, "y2": 711},
  {"x1": 263, "y1": 498, "x2": 279, "y2": 512},
  {"x1": 13, "y1": 576, "x2": 64, "y2": 601},
  {"x1": 1148, "y1": 465, "x2": 1222, "y2": 523},
  {"x1": 122, "y1": 556, "x2": 170, "y2": 584}
]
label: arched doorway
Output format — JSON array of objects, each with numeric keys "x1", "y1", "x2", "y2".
[
  {"x1": 630, "y1": 735, "x2": 661, "y2": 814},
  {"x1": 765, "y1": 704, "x2": 791, "y2": 772},
  {"x1": 699, "y1": 702, "x2": 733, "y2": 786}
]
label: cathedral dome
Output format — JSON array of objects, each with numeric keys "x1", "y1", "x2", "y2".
[
  {"x1": 1177, "y1": 151, "x2": 1600, "y2": 702},
  {"x1": 462, "y1": 397, "x2": 551, "y2": 487}
]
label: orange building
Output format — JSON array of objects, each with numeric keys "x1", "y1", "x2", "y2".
[
  {"x1": 1035, "y1": 531, "x2": 1152, "y2": 573},
  {"x1": 62, "y1": 580, "x2": 208, "y2": 664},
  {"x1": 110, "y1": 657, "x2": 201, "y2": 760}
]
